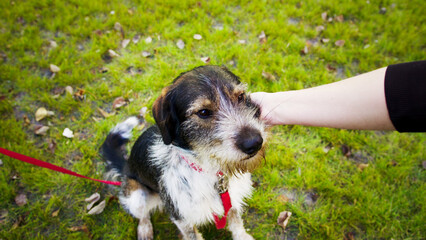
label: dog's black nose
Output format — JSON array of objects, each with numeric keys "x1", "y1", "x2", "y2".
[{"x1": 236, "y1": 128, "x2": 263, "y2": 155}]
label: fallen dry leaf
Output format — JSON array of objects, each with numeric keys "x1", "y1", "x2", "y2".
[
  {"x1": 52, "y1": 87, "x2": 65, "y2": 97},
  {"x1": 35, "y1": 107, "x2": 54, "y2": 121},
  {"x1": 344, "y1": 232, "x2": 355, "y2": 240},
  {"x1": 11, "y1": 173, "x2": 20, "y2": 180},
  {"x1": 121, "y1": 39, "x2": 130, "y2": 48},
  {"x1": 15, "y1": 193, "x2": 27, "y2": 206},
  {"x1": 93, "y1": 29, "x2": 103, "y2": 36},
  {"x1": 258, "y1": 31, "x2": 267, "y2": 44},
  {"x1": 213, "y1": 23, "x2": 224, "y2": 30},
  {"x1": 326, "y1": 64, "x2": 337, "y2": 72},
  {"x1": 132, "y1": 34, "x2": 141, "y2": 44},
  {"x1": 200, "y1": 57, "x2": 210, "y2": 63},
  {"x1": 142, "y1": 51, "x2": 151, "y2": 58},
  {"x1": 114, "y1": 22, "x2": 122, "y2": 31},
  {"x1": 85, "y1": 193, "x2": 101, "y2": 211},
  {"x1": 74, "y1": 88, "x2": 85, "y2": 101},
  {"x1": 305, "y1": 191, "x2": 319, "y2": 206},
  {"x1": 23, "y1": 114, "x2": 30, "y2": 125},
  {"x1": 262, "y1": 71, "x2": 276, "y2": 81},
  {"x1": 126, "y1": 66, "x2": 143, "y2": 76},
  {"x1": 108, "y1": 49, "x2": 120, "y2": 58},
  {"x1": 277, "y1": 211, "x2": 292, "y2": 230},
  {"x1": 335, "y1": 39, "x2": 345, "y2": 47},
  {"x1": 114, "y1": 22, "x2": 124, "y2": 38},
  {"x1": 51, "y1": 209, "x2": 60, "y2": 217},
  {"x1": 277, "y1": 194, "x2": 290, "y2": 203},
  {"x1": 49, "y1": 40, "x2": 58, "y2": 49},
  {"x1": 341, "y1": 144, "x2": 351, "y2": 157},
  {"x1": 63, "y1": 128, "x2": 74, "y2": 138},
  {"x1": 300, "y1": 45, "x2": 309, "y2": 55},
  {"x1": 323, "y1": 145, "x2": 332, "y2": 153},
  {"x1": 238, "y1": 39, "x2": 247, "y2": 44},
  {"x1": 48, "y1": 139, "x2": 57, "y2": 154},
  {"x1": 34, "y1": 125, "x2": 49, "y2": 135},
  {"x1": 69, "y1": 225, "x2": 88, "y2": 232},
  {"x1": 98, "y1": 108, "x2": 113, "y2": 118},
  {"x1": 321, "y1": 12, "x2": 327, "y2": 21},
  {"x1": 87, "y1": 200, "x2": 106, "y2": 215},
  {"x1": 358, "y1": 163, "x2": 369, "y2": 171},
  {"x1": 193, "y1": 34, "x2": 202, "y2": 40},
  {"x1": 176, "y1": 39, "x2": 185, "y2": 49},
  {"x1": 315, "y1": 25, "x2": 325, "y2": 32},
  {"x1": 85, "y1": 193, "x2": 101, "y2": 202},
  {"x1": 49, "y1": 64, "x2": 60, "y2": 73},
  {"x1": 387, "y1": 160, "x2": 398, "y2": 167},
  {"x1": 145, "y1": 36, "x2": 152, "y2": 44},
  {"x1": 112, "y1": 97, "x2": 127, "y2": 109},
  {"x1": 65, "y1": 86, "x2": 73, "y2": 95},
  {"x1": 335, "y1": 15, "x2": 344, "y2": 22},
  {"x1": 422, "y1": 161, "x2": 426, "y2": 169},
  {"x1": 139, "y1": 106, "x2": 148, "y2": 118},
  {"x1": 100, "y1": 67, "x2": 109, "y2": 73}
]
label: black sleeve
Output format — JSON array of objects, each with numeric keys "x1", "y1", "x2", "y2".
[{"x1": 384, "y1": 60, "x2": 426, "y2": 132}]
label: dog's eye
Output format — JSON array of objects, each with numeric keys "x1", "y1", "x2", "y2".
[
  {"x1": 238, "y1": 93, "x2": 245, "y2": 103},
  {"x1": 196, "y1": 109, "x2": 212, "y2": 119}
]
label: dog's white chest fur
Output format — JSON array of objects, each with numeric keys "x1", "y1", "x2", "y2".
[{"x1": 150, "y1": 139, "x2": 253, "y2": 226}]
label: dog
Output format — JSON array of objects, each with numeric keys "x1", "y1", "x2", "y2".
[{"x1": 101, "y1": 65, "x2": 267, "y2": 240}]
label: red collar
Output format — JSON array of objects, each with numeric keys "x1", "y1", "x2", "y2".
[
  {"x1": 179, "y1": 154, "x2": 231, "y2": 229},
  {"x1": 180, "y1": 154, "x2": 224, "y2": 176}
]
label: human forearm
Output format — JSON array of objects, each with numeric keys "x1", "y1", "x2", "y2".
[{"x1": 251, "y1": 67, "x2": 396, "y2": 130}]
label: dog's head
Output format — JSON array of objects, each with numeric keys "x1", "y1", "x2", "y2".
[{"x1": 153, "y1": 65, "x2": 267, "y2": 174}]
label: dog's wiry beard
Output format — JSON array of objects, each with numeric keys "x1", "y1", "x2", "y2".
[
  {"x1": 218, "y1": 149, "x2": 265, "y2": 176},
  {"x1": 190, "y1": 147, "x2": 265, "y2": 176}
]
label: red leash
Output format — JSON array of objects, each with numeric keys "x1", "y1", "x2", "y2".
[
  {"x1": 0, "y1": 147, "x2": 122, "y2": 186},
  {"x1": 1, "y1": 147, "x2": 231, "y2": 228}
]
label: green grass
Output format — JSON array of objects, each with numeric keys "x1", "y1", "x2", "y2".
[{"x1": 1, "y1": 0, "x2": 425, "y2": 239}]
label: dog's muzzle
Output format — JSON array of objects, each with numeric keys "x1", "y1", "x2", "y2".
[{"x1": 235, "y1": 127, "x2": 263, "y2": 156}]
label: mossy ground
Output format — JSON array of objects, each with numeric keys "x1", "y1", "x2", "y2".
[{"x1": 0, "y1": 0, "x2": 425, "y2": 239}]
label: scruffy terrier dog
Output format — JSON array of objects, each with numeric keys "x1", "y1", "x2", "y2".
[{"x1": 101, "y1": 66, "x2": 267, "y2": 240}]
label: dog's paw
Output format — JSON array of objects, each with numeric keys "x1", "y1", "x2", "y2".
[
  {"x1": 137, "y1": 223, "x2": 154, "y2": 240},
  {"x1": 138, "y1": 236, "x2": 153, "y2": 240}
]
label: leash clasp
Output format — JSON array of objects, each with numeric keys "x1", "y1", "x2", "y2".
[{"x1": 217, "y1": 174, "x2": 229, "y2": 194}]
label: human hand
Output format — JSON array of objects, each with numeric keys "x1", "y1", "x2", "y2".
[{"x1": 250, "y1": 92, "x2": 283, "y2": 126}]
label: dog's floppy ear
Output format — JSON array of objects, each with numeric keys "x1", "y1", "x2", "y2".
[{"x1": 152, "y1": 87, "x2": 179, "y2": 145}]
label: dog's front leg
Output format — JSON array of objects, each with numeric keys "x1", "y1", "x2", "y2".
[
  {"x1": 227, "y1": 208, "x2": 254, "y2": 240},
  {"x1": 172, "y1": 219, "x2": 204, "y2": 240}
]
